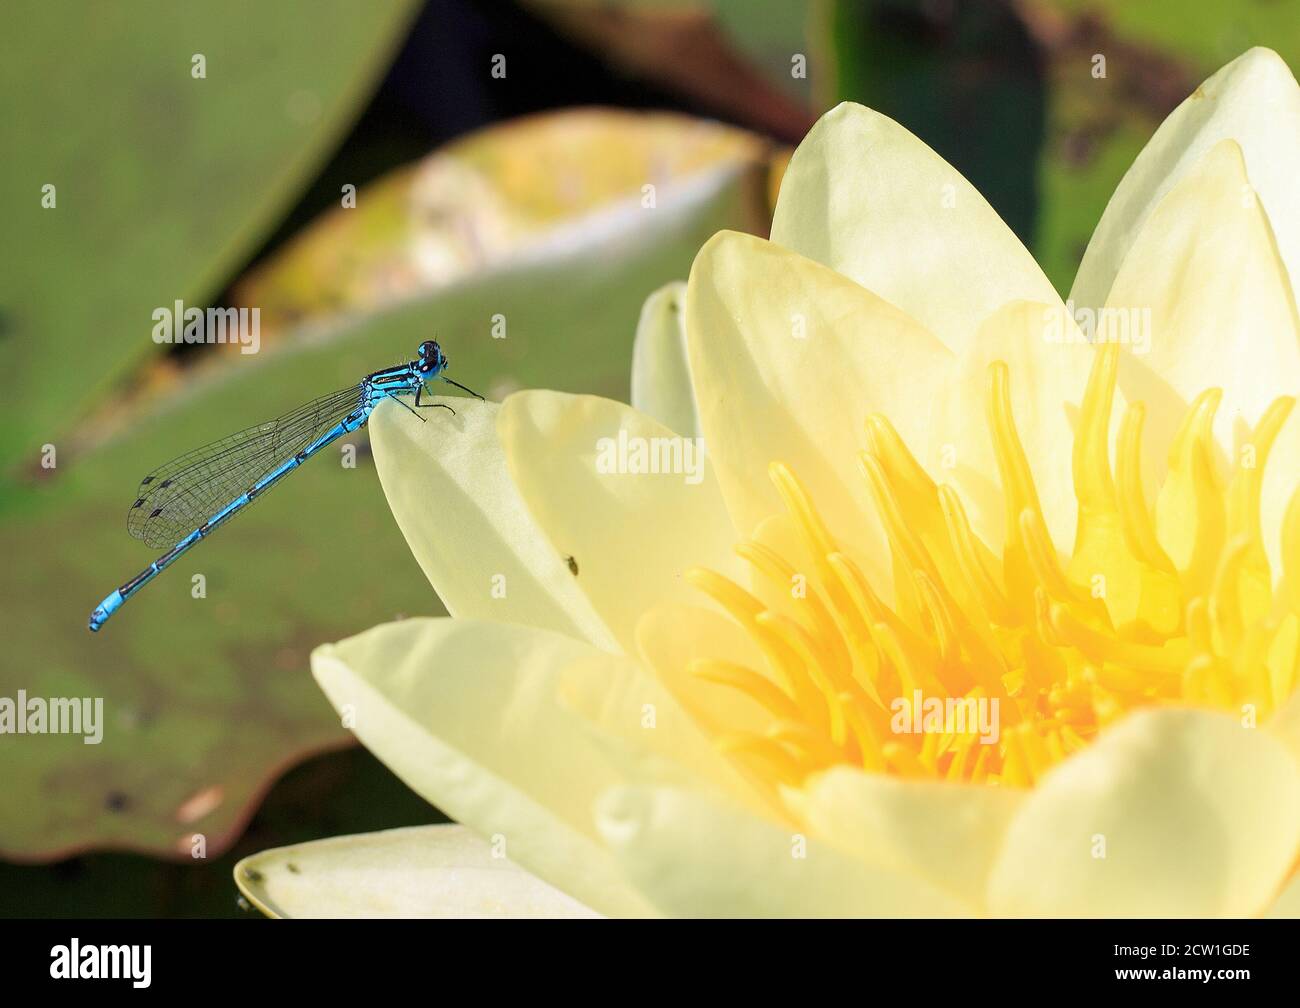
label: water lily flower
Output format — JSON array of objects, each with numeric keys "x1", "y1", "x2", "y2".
[{"x1": 237, "y1": 48, "x2": 1300, "y2": 918}]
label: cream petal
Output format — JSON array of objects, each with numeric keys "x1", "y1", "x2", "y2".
[
  {"x1": 1258, "y1": 403, "x2": 1300, "y2": 587},
  {"x1": 1262, "y1": 415, "x2": 1300, "y2": 587},
  {"x1": 1072, "y1": 47, "x2": 1300, "y2": 312},
  {"x1": 771, "y1": 102, "x2": 1058, "y2": 355},
  {"x1": 1265, "y1": 870, "x2": 1300, "y2": 918},
  {"x1": 497, "y1": 390, "x2": 741, "y2": 653},
  {"x1": 685, "y1": 230, "x2": 953, "y2": 588},
  {"x1": 630, "y1": 281, "x2": 699, "y2": 437},
  {"x1": 234, "y1": 825, "x2": 599, "y2": 918},
  {"x1": 987, "y1": 708, "x2": 1300, "y2": 918},
  {"x1": 596, "y1": 785, "x2": 969, "y2": 917},
  {"x1": 1101, "y1": 139, "x2": 1300, "y2": 576},
  {"x1": 1107, "y1": 140, "x2": 1300, "y2": 457},
  {"x1": 928, "y1": 300, "x2": 1113, "y2": 552},
  {"x1": 369, "y1": 399, "x2": 616, "y2": 650},
  {"x1": 554, "y1": 650, "x2": 772, "y2": 818},
  {"x1": 746, "y1": 511, "x2": 821, "y2": 618},
  {"x1": 796, "y1": 767, "x2": 1023, "y2": 914},
  {"x1": 636, "y1": 601, "x2": 782, "y2": 741},
  {"x1": 1269, "y1": 682, "x2": 1300, "y2": 766},
  {"x1": 312, "y1": 616, "x2": 674, "y2": 917}
]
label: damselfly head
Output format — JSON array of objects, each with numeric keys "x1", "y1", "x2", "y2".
[{"x1": 417, "y1": 339, "x2": 447, "y2": 374}]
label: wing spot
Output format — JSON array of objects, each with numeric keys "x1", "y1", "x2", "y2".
[{"x1": 149, "y1": 508, "x2": 163, "y2": 518}]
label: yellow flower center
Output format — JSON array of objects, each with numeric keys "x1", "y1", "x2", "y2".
[{"x1": 685, "y1": 344, "x2": 1300, "y2": 790}]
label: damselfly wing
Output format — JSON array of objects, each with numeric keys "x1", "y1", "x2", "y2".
[{"x1": 127, "y1": 385, "x2": 364, "y2": 549}]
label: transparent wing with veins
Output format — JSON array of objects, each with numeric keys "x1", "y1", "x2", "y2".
[{"x1": 127, "y1": 385, "x2": 364, "y2": 549}]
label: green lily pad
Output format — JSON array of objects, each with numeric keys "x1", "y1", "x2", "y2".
[{"x1": 0, "y1": 0, "x2": 418, "y2": 478}]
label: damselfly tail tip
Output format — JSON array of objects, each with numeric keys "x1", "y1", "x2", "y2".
[{"x1": 88, "y1": 590, "x2": 123, "y2": 633}]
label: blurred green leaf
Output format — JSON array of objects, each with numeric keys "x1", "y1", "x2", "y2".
[
  {"x1": 0, "y1": 0, "x2": 418, "y2": 478},
  {"x1": 1043, "y1": 0, "x2": 1300, "y2": 73},
  {"x1": 823, "y1": 0, "x2": 1044, "y2": 251},
  {"x1": 1023, "y1": 0, "x2": 1300, "y2": 294},
  {"x1": 523, "y1": 0, "x2": 816, "y2": 142},
  {"x1": 709, "y1": 0, "x2": 816, "y2": 104},
  {"x1": 0, "y1": 112, "x2": 772, "y2": 859}
]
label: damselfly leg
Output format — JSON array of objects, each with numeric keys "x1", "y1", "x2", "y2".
[
  {"x1": 386, "y1": 390, "x2": 442, "y2": 421},
  {"x1": 442, "y1": 376, "x2": 486, "y2": 401},
  {"x1": 414, "y1": 384, "x2": 457, "y2": 414}
]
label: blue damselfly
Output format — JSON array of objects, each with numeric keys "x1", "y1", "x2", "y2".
[{"x1": 88, "y1": 340, "x2": 480, "y2": 632}]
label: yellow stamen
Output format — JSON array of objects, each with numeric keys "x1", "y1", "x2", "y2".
[
  {"x1": 675, "y1": 350, "x2": 1299, "y2": 788},
  {"x1": 689, "y1": 659, "x2": 800, "y2": 722}
]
